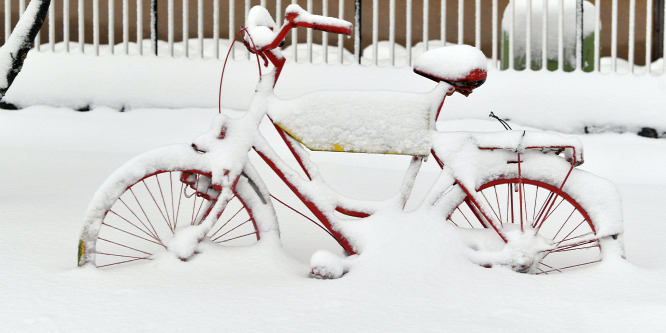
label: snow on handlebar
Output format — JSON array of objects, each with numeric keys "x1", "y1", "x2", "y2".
[
  {"x1": 245, "y1": 5, "x2": 352, "y2": 52},
  {"x1": 284, "y1": 4, "x2": 353, "y2": 36}
]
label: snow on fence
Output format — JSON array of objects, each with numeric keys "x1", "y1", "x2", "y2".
[{"x1": 0, "y1": 0, "x2": 665, "y2": 75}]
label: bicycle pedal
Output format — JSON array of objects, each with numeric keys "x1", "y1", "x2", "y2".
[
  {"x1": 177, "y1": 250, "x2": 201, "y2": 262},
  {"x1": 309, "y1": 267, "x2": 346, "y2": 280}
]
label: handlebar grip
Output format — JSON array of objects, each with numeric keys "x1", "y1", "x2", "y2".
[
  {"x1": 300, "y1": 20, "x2": 353, "y2": 35},
  {"x1": 306, "y1": 15, "x2": 353, "y2": 35},
  {"x1": 285, "y1": 5, "x2": 353, "y2": 36}
]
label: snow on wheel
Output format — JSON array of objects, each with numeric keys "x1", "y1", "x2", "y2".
[
  {"x1": 78, "y1": 145, "x2": 277, "y2": 268},
  {"x1": 448, "y1": 178, "x2": 604, "y2": 274},
  {"x1": 79, "y1": 169, "x2": 262, "y2": 268}
]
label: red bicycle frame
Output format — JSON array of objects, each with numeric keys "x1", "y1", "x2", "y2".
[{"x1": 234, "y1": 8, "x2": 589, "y2": 258}]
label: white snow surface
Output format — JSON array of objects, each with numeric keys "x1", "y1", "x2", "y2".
[
  {"x1": 4, "y1": 50, "x2": 666, "y2": 134},
  {"x1": 1, "y1": 49, "x2": 666, "y2": 332}
]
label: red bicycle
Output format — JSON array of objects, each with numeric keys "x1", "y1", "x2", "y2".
[{"x1": 78, "y1": 5, "x2": 624, "y2": 276}]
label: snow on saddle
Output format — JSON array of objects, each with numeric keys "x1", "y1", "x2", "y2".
[{"x1": 413, "y1": 44, "x2": 488, "y2": 96}]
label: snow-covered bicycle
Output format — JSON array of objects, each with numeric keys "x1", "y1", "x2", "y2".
[{"x1": 78, "y1": 5, "x2": 624, "y2": 275}]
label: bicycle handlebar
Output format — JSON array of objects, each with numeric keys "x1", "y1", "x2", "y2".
[
  {"x1": 250, "y1": 4, "x2": 352, "y2": 52},
  {"x1": 284, "y1": 5, "x2": 353, "y2": 36}
]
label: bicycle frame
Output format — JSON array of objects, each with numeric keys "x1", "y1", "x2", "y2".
[
  {"x1": 78, "y1": 4, "x2": 624, "y2": 274},
  {"x1": 203, "y1": 5, "x2": 593, "y2": 257},
  {"x1": 245, "y1": 121, "x2": 588, "y2": 256}
]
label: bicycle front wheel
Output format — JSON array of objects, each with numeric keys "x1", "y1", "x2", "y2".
[{"x1": 78, "y1": 145, "x2": 275, "y2": 268}]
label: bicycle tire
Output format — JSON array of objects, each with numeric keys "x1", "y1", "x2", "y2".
[
  {"x1": 445, "y1": 166, "x2": 623, "y2": 274},
  {"x1": 78, "y1": 145, "x2": 277, "y2": 268}
]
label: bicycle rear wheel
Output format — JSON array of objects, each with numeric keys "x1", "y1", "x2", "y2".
[
  {"x1": 78, "y1": 146, "x2": 275, "y2": 268},
  {"x1": 448, "y1": 178, "x2": 604, "y2": 274}
]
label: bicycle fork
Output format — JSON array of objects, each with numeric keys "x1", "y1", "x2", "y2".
[{"x1": 168, "y1": 178, "x2": 238, "y2": 261}]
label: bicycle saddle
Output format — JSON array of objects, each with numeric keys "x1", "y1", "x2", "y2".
[{"x1": 413, "y1": 45, "x2": 487, "y2": 96}]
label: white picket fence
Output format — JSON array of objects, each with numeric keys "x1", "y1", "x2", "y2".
[{"x1": 2, "y1": 0, "x2": 665, "y2": 75}]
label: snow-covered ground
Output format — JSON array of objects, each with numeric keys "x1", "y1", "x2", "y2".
[{"x1": 1, "y1": 49, "x2": 666, "y2": 332}]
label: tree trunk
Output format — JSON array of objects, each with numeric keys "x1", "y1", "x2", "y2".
[{"x1": 0, "y1": 0, "x2": 51, "y2": 100}]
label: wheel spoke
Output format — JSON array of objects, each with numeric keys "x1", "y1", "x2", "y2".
[
  {"x1": 452, "y1": 206, "x2": 474, "y2": 228},
  {"x1": 509, "y1": 183, "x2": 515, "y2": 225},
  {"x1": 117, "y1": 197, "x2": 159, "y2": 241},
  {"x1": 108, "y1": 209, "x2": 161, "y2": 243},
  {"x1": 98, "y1": 237, "x2": 152, "y2": 255},
  {"x1": 537, "y1": 260, "x2": 601, "y2": 274},
  {"x1": 532, "y1": 192, "x2": 555, "y2": 228},
  {"x1": 129, "y1": 188, "x2": 163, "y2": 244},
  {"x1": 96, "y1": 257, "x2": 153, "y2": 268},
  {"x1": 493, "y1": 185, "x2": 502, "y2": 225},
  {"x1": 466, "y1": 199, "x2": 490, "y2": 228},
  {"x1": 522, "y1": 182, "x2": 529, "y2": 228},
  {"x1": 169, "y1": 172, "x2": 175, "y2": 232},
  {"x1": 215, "y1": 231, "x2": 259, "y2": 243},
  {"x1": 211, "y1": 219, "x2": 252, "y2": 242},
  {"x1": 541, "y1": 239, "x2": 601, "y2": 261},
  {"x1": 155, "y1": 174, "x2": 175, "y2": 233},
  {"x1": 516, "y1": 182, "x2": 525, "y2": 229},
  {"x1": 209, "y1": 202, "x2": 244, "y2": 239},
  {"x1": 554, "y1": 220, "x2": 589, "y2": 245},
  {"x1": 449, "y1": 178, "x2": 601, "y2": 275},
  {"x1": 549, "y1": 242, "x2": 600, "y2": 253},
  {"x1": 101, "y1": 222, "x2": 165, "y2": 248},
  {"x1": 90, "y1": 169, "x2": 261, "y2": 268},
  {"x1": 537, "y1": 261, "x2": 563, "y2": 274},
  {"x1": 461, "y1": 204, "x2": 476, "y2": 228},
  {"x1": 481, "y1": 191, "x2": 502, "y2": 225},
  {"x1": 551, "y1": 207, "x2": 577, "y2": 240},
  {"x1": 174, "y1": 181, "x2": 185, "y2": 231},
  {"x1": 541, "y1": 233, "x2": 596, "y2": 262},
  {"x1": 557, "y1": 232, "x2": 598, "y2": 247},
  {"x1": 538, "y1": 196, "x2": 566, "y2": 229},
  {"x1": 532, "y1": 185, "x2": 540, "y2": 221},
  {"x1": 95, "y1": 252, "x2": 152, "y2": 260},
  {"x1": 193, "y1": 193, "x2": 210, "y2": 226},
  {"x1": 141, "y1": 178, "x2": 173, "y2": 234},
  {"x1": 190, "y1": 175, "x2": 200, "y2": 225}
]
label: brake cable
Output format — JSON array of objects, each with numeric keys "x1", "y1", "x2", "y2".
[
  {"x1": 218, "y1": 28, "x2": 264, "y2": 114},
  {"x1": 489, "y1": 111, "x2": 513, "y2": 131}
]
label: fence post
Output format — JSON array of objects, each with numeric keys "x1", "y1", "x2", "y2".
[
  {"x1": 109, "y1": 0, "x2": 114, "y2": 54},
  {"x1": 64, "y1": 0, "x2": 69, "y2": 52},
  {"x1": 354, "y1": 0, "x2": 362, "y2": 64},
  {"x1": 654, "y1": 0, "x2": 665, "y2": 61},
  {"x1": 576, "y1": 0, "x2": 583, "y2": 71},
  {"x1": 94, "y1": 0, "x2": 100, "y2": 55},
  {"x1": 151, "y1": 0, "x2": 158, "y2": 55},
  {"x1": 79, "y1": 0, "x2": 85, "y2": 53},
  {"x1": 137, "y1": 0, "x2": 143, "y2": 55}
]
